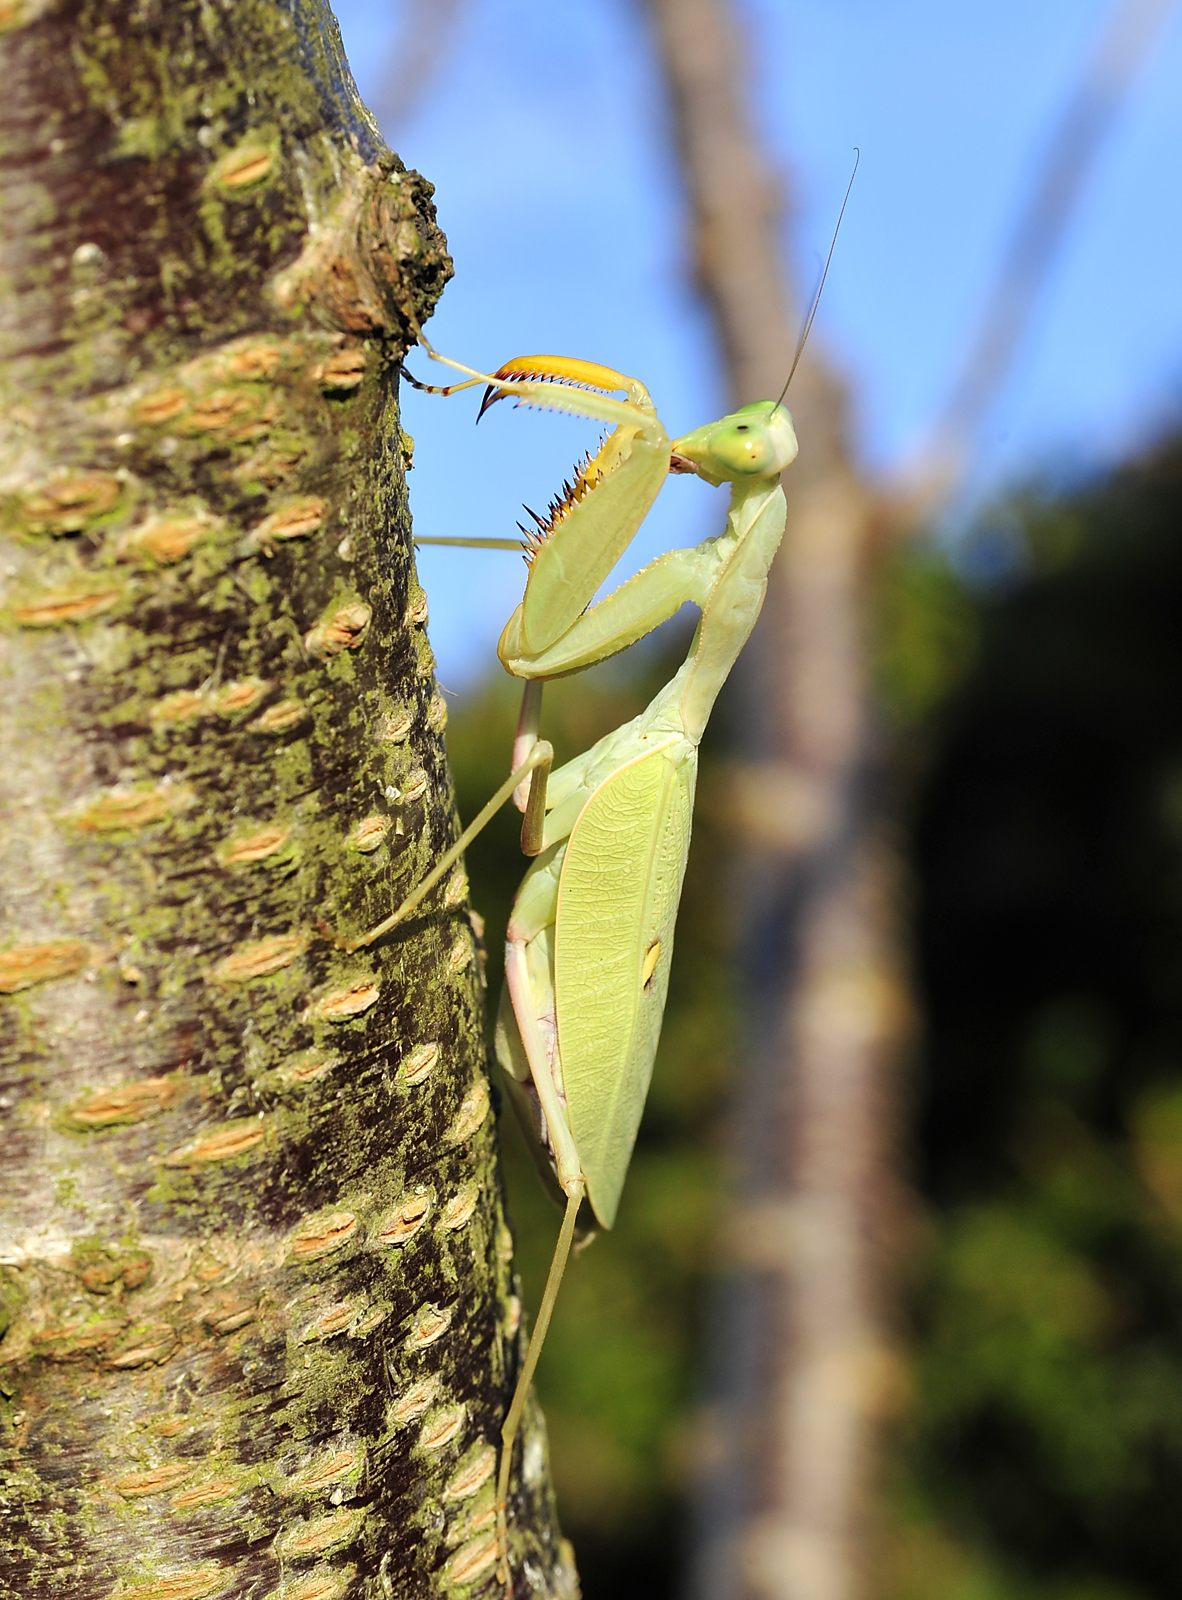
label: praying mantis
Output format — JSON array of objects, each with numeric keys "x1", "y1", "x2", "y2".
[
  {"x1": 356, "y1": 351, "x2": 796, "y2": 1573},
  {"x1": 352, "y1": 153, "x2": 854, "y2": 1586}
]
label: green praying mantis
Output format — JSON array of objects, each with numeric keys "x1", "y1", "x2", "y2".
[
  {"x1": 352, "y1": 157, "x2": 855, "y2": 1583},
  {"x1": 358, "y1": 355, "x2": 796, "y2": 1573}
]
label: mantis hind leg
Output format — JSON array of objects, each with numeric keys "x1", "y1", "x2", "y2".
[
  {"x1": 495, "y1": 892, "x2": 587, "y2": 1581},
  {"x1": 496, "y1": 1182, "x2": 584, "y2": 1585}
]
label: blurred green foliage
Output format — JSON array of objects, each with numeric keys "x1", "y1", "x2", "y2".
[
  {"x1": 884, "y1": 439, "x2": 1182, "y2": 1600},
  {"x1": 434, "y1": 436, "x2": 1182, "y2": 1598}
]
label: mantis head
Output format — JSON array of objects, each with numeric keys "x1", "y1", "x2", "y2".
[{"x1": 670, "y1": 401, "x2": 799, "y2": 487}]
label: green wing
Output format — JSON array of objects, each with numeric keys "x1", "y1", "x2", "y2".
[{"x1": 554, "y1": 745, "x2": 696, "y2": 1229}]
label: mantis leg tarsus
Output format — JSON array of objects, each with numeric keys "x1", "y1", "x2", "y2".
[{"x1": 401, "y1": 371, "x2": 484, "y2": 399}]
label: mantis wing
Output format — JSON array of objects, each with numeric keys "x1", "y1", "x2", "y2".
[{"x1": 554, "y1": 744, "x2": 696, "y2": 1229}]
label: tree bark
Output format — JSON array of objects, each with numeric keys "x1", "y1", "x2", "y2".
[{"x1": 0, "y1": 3, "x2": 575, "y2": 1596}]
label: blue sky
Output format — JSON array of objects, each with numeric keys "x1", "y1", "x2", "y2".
[{"x1": 332, "y1": 0, "x2": 1182, "y2": 686}]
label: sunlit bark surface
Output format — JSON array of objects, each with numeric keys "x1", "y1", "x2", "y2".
[{"x1": 0, "y1": 4, "x2": 575, "y2": 1595}]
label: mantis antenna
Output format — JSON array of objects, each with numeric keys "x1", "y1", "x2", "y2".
[{"x1": 776, "y1": 146, "x2": 860, "y2": 408}]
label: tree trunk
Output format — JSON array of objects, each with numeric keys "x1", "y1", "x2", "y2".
[
  {"x1": 646, "y1": 6, "x2": 910, "y2": 1599},
  {"x1": 0, "y1": 4, "x2": 575, "y2": 1595}
]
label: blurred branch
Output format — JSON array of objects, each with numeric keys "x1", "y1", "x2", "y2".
[
  {"x1": 368, "y1": 0, "x2": 467, "y2": 132},
  {"x1": 650, "y1": 0, "x2": 1175, "y2": 1596},
  {"x1": 647, "y1": 5, "x2": 907, "y2": 1600},
  {"x1": 903, "y1": 0, "x2": 1177, "y2": 521},
  {"x1": 642, "y1": 0, "x2": 847, "y2": 454},
  {"x1": 641, "y1": 0, "x2": 791, "y2": 396}
]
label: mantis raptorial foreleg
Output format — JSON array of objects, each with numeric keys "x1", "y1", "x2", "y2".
[{"x1": 405, "y1": 340, "x2": 680, "y2": 831}]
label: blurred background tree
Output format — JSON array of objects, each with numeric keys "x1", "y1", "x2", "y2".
[
  {"x1": 882, "y1": 438, "x2": 1182, "y2": 1600},
  {"x1": 328, "y1": 1, "x2": 1182, "y2": 1596}
]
